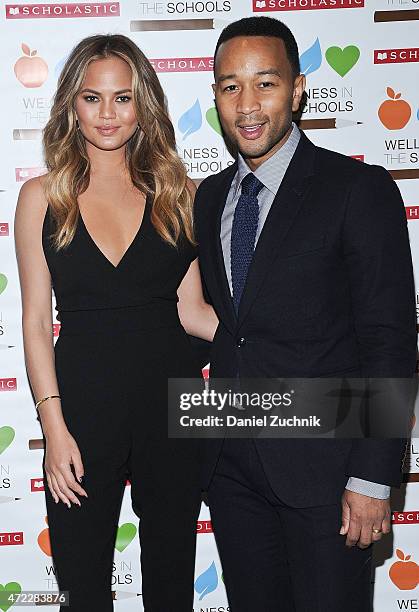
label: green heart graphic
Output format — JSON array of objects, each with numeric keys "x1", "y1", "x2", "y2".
[
  {"x1": 206, "y1": 107, "x2": 223, "y2": 135},
  {"x1": 325, "y1": 45, "x2": 360, "y2": 77},
  {"x1": 0, "y1": 274, "x2": 7, "y2": 296},
  {"x1": 115, "y1": 523, "x2": 137, "y2": 552},
  {"x1": 0, "y1": 427, "x2": 15, "y2": 455},
  {"x1": 0, "y1": 582, "x2": 22, "y2": 612}
]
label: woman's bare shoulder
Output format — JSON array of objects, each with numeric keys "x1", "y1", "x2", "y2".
[
  {"x1": 16, "y1": 174, "x2": 49, "y2": 214},
  {"x1": 15, "y1": 174, "x2": 50, "y2": 229}
]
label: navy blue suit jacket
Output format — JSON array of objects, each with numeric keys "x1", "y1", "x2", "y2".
[{"x1": 194, "y1": 130, "x2": 417, "y2": 507}]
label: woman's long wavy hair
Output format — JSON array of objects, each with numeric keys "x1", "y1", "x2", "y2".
[{"x1": 43, "y1": 34, "x2": 194, "y2": 250}]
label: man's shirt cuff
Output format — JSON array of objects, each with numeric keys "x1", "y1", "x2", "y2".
[{"x1": 346, "y1": 477, "x2": 390, "y2": 499}]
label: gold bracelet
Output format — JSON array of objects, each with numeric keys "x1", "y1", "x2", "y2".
[{"x1": 35, "y1": 395, "x2": 61, "y2": 410}]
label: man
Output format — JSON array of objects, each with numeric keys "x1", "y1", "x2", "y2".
[{"x1": 194, "y1": 16, "x2": 417, "y2": 611}]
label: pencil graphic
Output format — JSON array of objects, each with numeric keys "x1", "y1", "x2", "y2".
[
  {"x1": 13, "y1": 129, "x2": 42, "y2": 140},
  {"x1": 299, "y1": 118, "x2": 362, "y2": 130},
  {"x1": 0, "y1": 496, "x2": 21, "y2": 503},
  {"x1": 29, "y1": 439, "x2": 44, "y2": 450},
  {"x1": 112, "y1": 591, "x2": 142, "y2": 600},
  {"x1": 130, "y1": 18, "x2": 229, "y2": 32},
  {"x1": 0, "y1": 344, "x2": 14, "y2": 350},
  {"x1": 389, "y1": 169, "x2": 419, "y2": 181},
  {"x1": 375, "y1": 9, "x2": 419, "y2": 22}
]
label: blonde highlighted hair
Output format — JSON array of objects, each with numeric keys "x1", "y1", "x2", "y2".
[{"x1": 43, "y1": 33, "x2": 194, "y2": 249}]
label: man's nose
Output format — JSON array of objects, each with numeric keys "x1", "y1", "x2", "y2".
[{"x1": 236, "y1": 87, "x2": 261, "y2": 116}]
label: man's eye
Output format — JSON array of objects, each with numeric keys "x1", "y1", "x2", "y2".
[
  {"x1": 260, "y1": 82, "x2": 274, "y2": 88},
  {"x1": 224, "y1": 85, "x2": 237, "y2": 92}
]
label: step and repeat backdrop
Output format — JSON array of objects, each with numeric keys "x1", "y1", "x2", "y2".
[{"x1": 0, "y1": 0, "x2": 418, "y2": 610}]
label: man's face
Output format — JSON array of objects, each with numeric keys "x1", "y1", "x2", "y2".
[{"x1": 213, "y1": 36, "x2": 305, "y2": 170}]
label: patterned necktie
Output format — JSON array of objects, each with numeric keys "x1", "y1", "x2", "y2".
[{"x1": 230, "y1": 172, "x2": 264, "y2": 313}]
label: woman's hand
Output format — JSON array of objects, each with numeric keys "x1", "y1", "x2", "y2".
[{"x1": 44, "y1": 426, "x2": 88, "y2": 507}]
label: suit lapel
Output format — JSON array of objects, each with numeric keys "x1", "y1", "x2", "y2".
[
  {"x1": 203, "y1": 163, "x2": 237, "y2": 331},
  {"x1": 237, "y1": 132, "x2": 317, "y2": 328}
]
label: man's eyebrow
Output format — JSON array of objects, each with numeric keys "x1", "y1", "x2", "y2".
[
  {"x1": 216, "y1": 74, "x2": 236, "y2": 83},
  {"x1": 79, "y1": 88, "x2": 132, "y2": 95},
  {"x1": 216, "y1": 69, "x2": 282, "y2": 83},
  {"x1": 256, "y1": 69, "x2": 282, "y2": 78}
]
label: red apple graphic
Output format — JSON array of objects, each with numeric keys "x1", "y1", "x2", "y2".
[
  {"x1": 14, "y1": 43, "x2": 48, "y2": 88},
  {"x1": 378, "y1": 87, "x2": 411, "y2": 130},
  {"x1": 37, "y1": 515, "x2": 52, "y2": 556},
  {"x1": 389, "y1": 549, "x2": 419, "y2": 590}
]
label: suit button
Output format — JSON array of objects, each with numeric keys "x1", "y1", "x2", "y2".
[{"x1": 237, "y1": 337, "x2": 246, "y2": 347}]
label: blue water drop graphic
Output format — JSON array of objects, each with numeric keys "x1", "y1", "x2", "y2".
[
  {"x1": 300, "y1": 38, "x2": 322, "y2": 76},
  {"x1": 194, "y1": 561, "x2": 218, "y2": 601},
  {"x1": 178, "y1": 99, "x2": 202, "y2": 141}
]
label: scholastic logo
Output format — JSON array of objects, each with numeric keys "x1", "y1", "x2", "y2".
[
  {"x1": 374, "y1": 48, "x2": 419, "y2": 64},
  {"x1": 149, "y1": 57, "x2": 213, "y2": 73},
  {"x1": 5, "y1": 3, "x2": 120, "y2": 19},
  {"x1": 0, "y1": 224, "x2": 9, "y2": 237},
  {"x1": 197, "y1": 520, "x2": 213, "y2": 533},
  {"x1": 53, "y1": 323, "x2": 61, "y2": 337},
  {"x1": 0, "y1": 532, "x2": 24, "y2": 546},
  {"x1": 406, "y1": 206, "x2": 419, "y2": 220},
  {"x1": 253, "y1": 0, "x2": 364, "y2": 11},
  {"x1": 350, "y1": 154, "x2": 365, "y2": 162},
  {"x1": 393, "y1": 511, "x2": 419, "y2": 524},
  {"x1": 31, "y1": 477, "x2": 45, "y2": 492},
  {"x1": 0, "y1": 378, "x2": 17, "y2": 391}
]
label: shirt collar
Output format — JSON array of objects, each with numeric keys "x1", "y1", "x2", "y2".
[{"x1": 233, "y1": 122, "x2": 301, "y2": 198}]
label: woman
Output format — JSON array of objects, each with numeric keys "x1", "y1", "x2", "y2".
[{"x1": 14, "y1": 34, "x2": 217, "y2": 611}]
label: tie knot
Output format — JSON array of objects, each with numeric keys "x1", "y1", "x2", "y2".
[{"x1": 240, "y1": 173, "x2": 264, "y2": 198}]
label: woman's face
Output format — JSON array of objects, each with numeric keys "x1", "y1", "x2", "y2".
[{"x1": 74, "y1": 55, "x2": 138, "y2": 151}]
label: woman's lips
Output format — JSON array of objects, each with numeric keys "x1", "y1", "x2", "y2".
[
  {"x1": 237, "y1": 123, "x2": 266, "y2": 140},
  {"x1": 96, "y1": 126, "x2": 120, "y2": 136}
]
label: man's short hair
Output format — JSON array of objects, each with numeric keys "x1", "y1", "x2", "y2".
[{"x1": 214, "y1": 16, "x2": 300, "y2": 80}]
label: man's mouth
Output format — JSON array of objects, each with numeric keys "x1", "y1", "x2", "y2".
[{"x1": 237, "y1": 123, "x2": 266, "y2": 140}]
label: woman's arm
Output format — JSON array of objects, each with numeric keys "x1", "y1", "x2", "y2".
[
  {"x1": 177, "y1": 176, "x2": 218, "y2": 341},
  {"x1": 14, "y1": 177, "x2": 87, "y2": 506},
  {"x1": 177, "y1": 258, "x2": 218, "y2": 342}
]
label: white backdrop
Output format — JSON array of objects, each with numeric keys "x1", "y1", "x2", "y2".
[{"x1": 1, "y1": 1, "x2": 419, "y2": 610}]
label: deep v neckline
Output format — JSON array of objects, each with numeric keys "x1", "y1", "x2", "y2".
[{"x1": 78, "y1": 193, "x2": 149, "y2": 270}]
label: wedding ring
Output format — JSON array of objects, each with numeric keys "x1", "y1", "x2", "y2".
[{"x1": 372, "y1": 528, "x2": 382, "y2": 534}]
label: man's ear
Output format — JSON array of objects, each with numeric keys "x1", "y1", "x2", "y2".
[
  {"x1": 212, "y1": 82, "x2": 216, "y2": 96},
  {"x1": 292, "y1": 74, "x2": 306, "y2": 113}
]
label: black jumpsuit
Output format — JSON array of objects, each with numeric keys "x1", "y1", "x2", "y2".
[{"x1": 41, "y1": 194, "x2": 202, "y2": 611}]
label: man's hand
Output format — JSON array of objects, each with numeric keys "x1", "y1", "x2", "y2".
[{"x1": 340, "y1": 489, "x2": 391, "y2": 548}]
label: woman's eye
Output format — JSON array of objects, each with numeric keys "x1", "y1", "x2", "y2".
[{"x1": 82, "y1": 95, "x2": 131, "y2": 102}]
